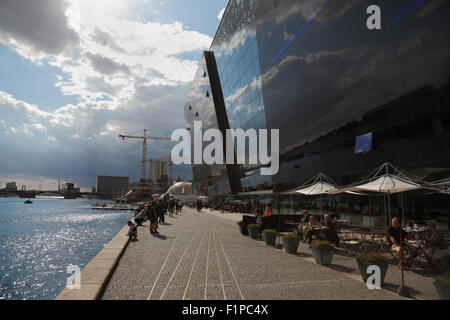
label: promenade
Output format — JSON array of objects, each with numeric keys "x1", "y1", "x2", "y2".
[{"x1": 102, "y1": 208, "x2": 439, "y2": 300}]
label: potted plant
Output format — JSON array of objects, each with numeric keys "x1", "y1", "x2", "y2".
[
  {"x1": 281, "y1": 234, "x2": 301, "y2": 254},
  {"x1": 311, "y1": 241, "x2": 335, "y2": 265},
  {"x1": 356, "y1": 253, "x2": 389, "y2": 285},
  {"x1": 237, "y1": 221, "x2": 247, "y2": 236},
  {"x1": 262, "y1": 229, "x2": 277, "y2": 246},
  {"x1": 247, "y1": 224, "x2": 259, "y2": 240},
  {"x1": 433, "y1": 276, "x2": 450, "y2": 300}
]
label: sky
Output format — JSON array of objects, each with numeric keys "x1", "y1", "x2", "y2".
[{"x1": 0, "y1": 0, "x2": 228, "y2": 191}]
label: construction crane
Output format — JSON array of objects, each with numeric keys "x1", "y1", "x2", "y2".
[{"x1": 118, "y1": 129, "x2": 171, "y2": 182}]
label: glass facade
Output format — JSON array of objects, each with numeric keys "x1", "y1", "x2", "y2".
[
  {"x1": 185, "y1": 0, "x2": 450, "y2": 225},
  {"x1": 184, "y1": 56, "x2": 231, "y2": 196}
]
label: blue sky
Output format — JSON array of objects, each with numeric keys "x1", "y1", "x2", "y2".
[{"x1": 0, "y1": 0, "x2": 228, "y2": 190}]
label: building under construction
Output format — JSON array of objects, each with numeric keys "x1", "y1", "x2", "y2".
[{"x1": 119, "y1": 129, "x2": 174, "y2": 200}]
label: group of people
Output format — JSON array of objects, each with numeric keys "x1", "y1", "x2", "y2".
[
  {"x1": 253, "y1": 209, "x2": 340, "y2": 248},
  {"x1": 299, "y1": 211, "x2": 340, "y2": 248},
  {"x1": 387, "y1": 217, "x2": 449, "y2": 273},
  {"x1": 127, "y1": 198, "x2": 184, "y2": 239}
]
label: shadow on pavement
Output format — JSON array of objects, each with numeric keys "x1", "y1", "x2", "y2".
[
  {"x1": 152, "y1": 234, "x2": 168, "y2": 240},
  {"x1": 381, "y1": 282, "x2": 421, "y2": 299},
  {"x1": 325, "y1": 264, "x2": 355, "y2": 273}
]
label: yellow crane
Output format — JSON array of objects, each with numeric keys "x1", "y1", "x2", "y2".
[{"x1": 118, "y1": 129, "x2": 171, "y2": 182}]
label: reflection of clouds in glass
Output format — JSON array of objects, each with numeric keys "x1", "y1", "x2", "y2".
[
  {"x1": 269, "y1": 0, "x2": 359, "y2": 25},
  {"x1": 261, "y1": 44, "x2": 419, "y2": 150}
]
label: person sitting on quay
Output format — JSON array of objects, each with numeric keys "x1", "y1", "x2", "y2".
[
  {"x1": 387, "y1": 217, "x2": 420, "y2": 269},
  {"x1": 422, "y1": 220, "x2": 449, "y2": 273},
  {"x1": 127, "y1": 221, "x2": 137, "y2": 240},
  {"x1": 134, "y1": 208, "x2": 146, "y2": 226}
]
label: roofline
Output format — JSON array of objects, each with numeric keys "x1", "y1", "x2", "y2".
[{"x1": 209, "y1": 0, "x2": 232, "y2": 50}]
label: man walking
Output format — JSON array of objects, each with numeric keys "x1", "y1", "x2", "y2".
[{"x1": 157, "y1": 200, "x2": 165, "y2": 224}]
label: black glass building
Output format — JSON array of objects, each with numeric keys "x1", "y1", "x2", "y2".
[{"x1": 184, "y1": 0, "x2": 450, "y2": 226}]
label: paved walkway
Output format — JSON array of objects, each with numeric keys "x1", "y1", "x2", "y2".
[{"x1": 102, "y1": 208, "x2": 439, "y2": 300}]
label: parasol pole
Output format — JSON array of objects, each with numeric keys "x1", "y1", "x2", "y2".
[
  {"x1": 397, "y1": 193, "x2": 410, "y2": 297},
  {"x1": 397, "y1": 224, "x2": 410, "y2": 297},
  {"x1": 401, "y1": 193, "x2": 405, "y2": 227}
]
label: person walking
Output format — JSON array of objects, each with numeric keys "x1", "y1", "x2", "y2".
[
  {"x1": 168, "y1": 199, "x2": 174, "y2": 217},
  {"x1": 157, "y1": 200, "x2": 165, "y2": 224},
  {"x1": 147, "y1": 201, "x2": 159, "y2": 234},
  {"x1": 196, "y1": 199, "x2": 202, "y2": 213}
]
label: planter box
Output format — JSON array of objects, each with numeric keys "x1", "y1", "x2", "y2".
[
  {"x1": 238, "y1": 221, "x2": 248, "y2": 236},
  {"x1": 282, "y1": 238, "x2": 300, "y2": 254},
  {"x1": 247, "y1": 227, "x2": 259, "y2": 240},
  {"x1": 433, "y1": 281, "x2": 450, "y2": 300},
  {"x1": 312, "y1": 247, "x2": 334, "y2": 265},
  {"x1": 356, "y1": 260, "x2": 389, "y2": 285},
  {"x1": 263, "y1": 232, "x2": 277, "y2": 246}
]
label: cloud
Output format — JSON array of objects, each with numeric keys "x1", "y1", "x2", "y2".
[
  {"x1": 217, "y1": 8, "x2": 226, "y2": 21},
  {"x1": 0, "y1": 1, "x2": 215, "y2": 187},
  {"x1": 85, "y1": 52, "x2": 130, "y2": 75},
  {"x1": 0, "y1": 0, "x2": 79, "y2": 61}
]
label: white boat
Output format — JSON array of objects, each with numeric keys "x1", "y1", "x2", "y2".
[{"x1": 92, "y1": 204, "x2": 137, "y2": 211}]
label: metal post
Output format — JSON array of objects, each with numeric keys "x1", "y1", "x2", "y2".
[
  {"x1": 397, "y1": 226, "x2": 410, "y2": 297},
  {"x1": 388, "y1": 192, "x2": 391, "y2": 224}
]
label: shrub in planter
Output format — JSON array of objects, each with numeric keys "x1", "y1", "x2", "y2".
[
  {"x1": 433, "y1": 276, "x2": 450, "y2": 300},
  {"x1": 262, "y1": 229, "x2": 277, "y2": 246},
  {"x1": 247, "y1": 224, "x2": 259, "y2": 240},
  {"x1": 281, "y1": 234, "x2": 301, "y2": 254},
  {"x1": 356, "y1": 253, "x2": 389, "y2": 285},
  {"x1": 311, "y1": 241, "x2": 335, "y2": 266},
  {"x1": 237, "y1": 221, "x2": 247, "y2": 236}
]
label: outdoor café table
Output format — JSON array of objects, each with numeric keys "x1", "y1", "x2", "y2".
[
  {"x1": 336, "y1": 226, "x2": 388, "y2": 255},
  {"x1": 336, "y1": 225, "x2": 361, "y2": 256},
  {"x1": 285, "y1": 221, "x2": 302, "y2": 233},
  {"x1": 354, "y1": 229, "x2": 390, "y2": 254}
]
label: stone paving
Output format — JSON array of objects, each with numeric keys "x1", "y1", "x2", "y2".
[{"x1": 102, "y1": 208, "x2": 440, "y2": 300}]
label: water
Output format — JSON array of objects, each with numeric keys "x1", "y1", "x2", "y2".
[{"x1": 0, "y1": 197, "x2": 133, "y2": 300}]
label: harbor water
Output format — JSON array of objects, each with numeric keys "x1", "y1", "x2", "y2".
[{"x1": 0, "y1": 197, "x2": 133, "y2": 300}]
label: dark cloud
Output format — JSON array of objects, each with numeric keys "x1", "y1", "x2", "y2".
[
  {"x1": 0, "y1": 0, "x2": 79, "y2": 55},
  {"x1": 85, "y1": 52, "x2": 130, "y2": 75},
  {"x1": 91, "y1": 28, "x2": 126, "y2": 53}
]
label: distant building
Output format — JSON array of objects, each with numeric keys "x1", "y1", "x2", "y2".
[
  {"x1": 97, "y1": 176, "x2": 129, "y2": 197},
  {"x1": 64, "y1": 183, "x2": 80, "y2": 194},
  {"x1": 5, "y1": 182, "x2": 17, "y2": 192}
]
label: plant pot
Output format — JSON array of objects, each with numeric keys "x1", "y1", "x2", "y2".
[
  {"x1": 247, "y1": 227, "x2": 259, "y2": 240},
  {"x1": 263, "y1": 232, "x2": 277, "y2": 246},
  {"x1": 238, "y1": 221, "x2": 248, "y2": 236},
  {"x1": 282, "y1": 237, "x2": 300, "y2": 254},
  {"x1": 312, "y1": 247, "x2": 334, "y2": 265},
  {"x1": 356, "y1": 260, "x2": 389, "y2": 285},
  {"x1": 433, "y1": 281, "x2": 450, "y2": 300}
]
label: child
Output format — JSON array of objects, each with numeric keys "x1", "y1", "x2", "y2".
[{"x1": 127, "y1": 221, "x2": 137, "y2": 240}]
